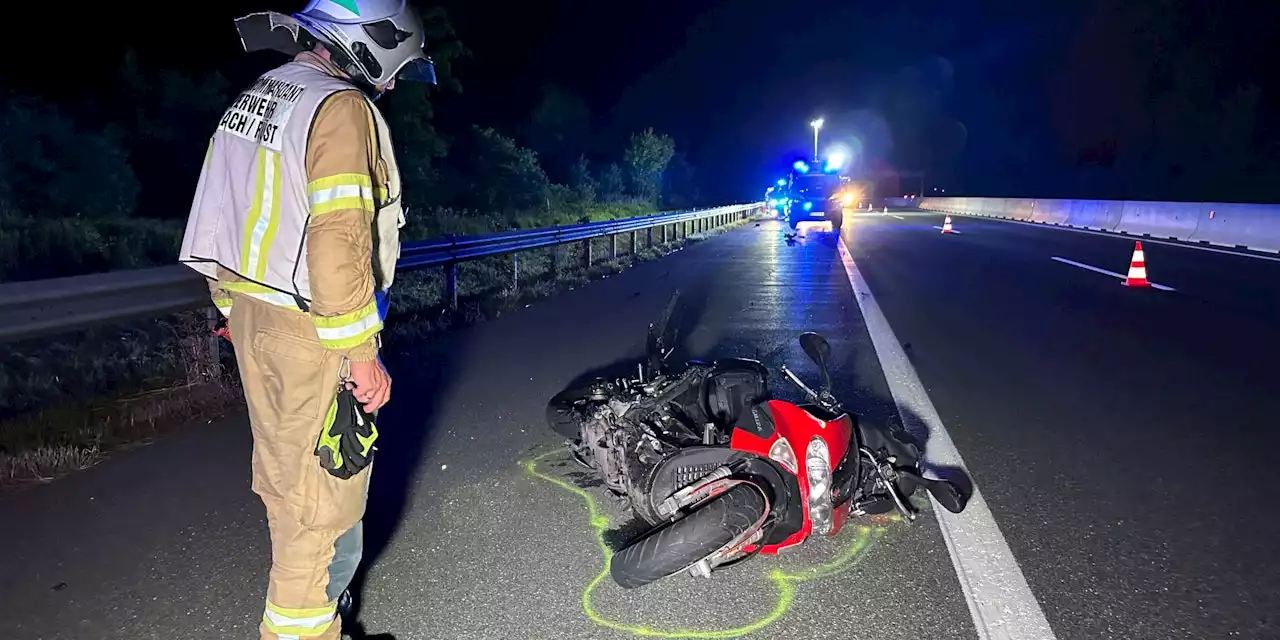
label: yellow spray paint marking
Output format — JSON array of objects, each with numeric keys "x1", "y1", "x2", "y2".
[{"x1": 523, "y1": 450, "x2": 896, "y2": 639}]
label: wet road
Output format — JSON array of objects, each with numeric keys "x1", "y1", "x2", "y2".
[
  {"x1": 2, "y1": 210, "x2": 1277, "y2": 639},
  {"x1": 847, "y1": 210, "x2": 1280, "y2": 640}
]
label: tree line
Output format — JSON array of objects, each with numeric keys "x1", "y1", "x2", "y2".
[{"x1": 0, "y1": 8, "x2": 699, "y2": 283}]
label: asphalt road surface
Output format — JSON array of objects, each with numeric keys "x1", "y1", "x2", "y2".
[{"x1": 2, "y1": 209, "x2": 1277, "y2": 640}]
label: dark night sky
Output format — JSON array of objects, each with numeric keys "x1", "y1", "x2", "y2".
[{"x1": 5, "y1": 0, "x2": 1277, "y2": 203}]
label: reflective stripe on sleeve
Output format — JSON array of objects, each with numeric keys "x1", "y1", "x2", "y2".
[
  {"x1": 308, "y1": 173, "x2": 376, "y2": 216},
  {"x1": 312, "y1": 300, "x2": 382, "y2": 350},
  {"x1": 262, "y1": 600, "x2": 336, "y2": 638}
]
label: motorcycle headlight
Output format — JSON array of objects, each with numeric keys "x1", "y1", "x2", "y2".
[
  {"x1": 806, "y1": 438, "x2": 831, "y2": 499},
  {"x1": 840, "y1": 193, "x2": 854, "y2": 206},
  {"x1": 810, "y1": 501, "x2": 833, "y2": 535},
  {"x1": 806, "y1": 438, "x2": 834, "y2": 535},
  {"x1": 769, "y1": 438, "x2": 798, "y2": 474}
]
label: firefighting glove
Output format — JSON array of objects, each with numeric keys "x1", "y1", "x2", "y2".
[{"x1": 315, "y1": 383, "x2": 379, "y2": 480}]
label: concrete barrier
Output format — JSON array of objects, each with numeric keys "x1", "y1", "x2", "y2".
[
  {"x1": 1115, "y1": 200, "x2": 1204, "y2": 241},
  {"x1": 1029, "y1": 199, "x2": 1070, "y2": 225},
  {"x1": 1007, "y1": 199, "x2": 1037, "y2": 221},
  {"x1": 1189, "y1": 204, "x2": 1280, "y2": 252},
  {"x1": 982, "y1": 198, "x2": 1007, "y2": 217},
  {"x1": 918, "y1": 197, "x2": 1280, "y2": 253},
  {"x1": 1064, "y1": 200, "x2": 1124, "y2": 231}
]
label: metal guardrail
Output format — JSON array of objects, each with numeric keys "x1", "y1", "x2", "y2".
[{"x1": 0, "y1": 203, "x2": 763, "y2": 344}]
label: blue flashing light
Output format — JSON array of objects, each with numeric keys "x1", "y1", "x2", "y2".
[
  {"x1": 793, "y1": 160, "x2": 810, "y2": 173},
  {"x1": 776, "y1": 178, "x2": 787, "y2": 186},
  {"x1": 803, "y1": 201, "x2": 813, "y2": 212},
  {"x1": 825, "y1": 151, "x2": 846, "y2": 172}
]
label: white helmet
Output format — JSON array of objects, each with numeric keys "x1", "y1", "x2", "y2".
[{"x1": 235, "y1": 0, "x2": 436, "y2": 88}]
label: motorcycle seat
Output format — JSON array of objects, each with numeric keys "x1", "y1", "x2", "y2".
[{"x1": 701, "y1": 358, "x2": 771, "y2": 429}]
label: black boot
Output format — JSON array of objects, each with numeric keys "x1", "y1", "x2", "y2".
[
  {"x1": 337, "y1": 590, "x2": 397, "y2": 639},
  {"x1": 337, "y1": 589, "x2": 354, "y2": 622},
  {"x1": 341, "y1": 627, "x2": 397, "y2": 640}
]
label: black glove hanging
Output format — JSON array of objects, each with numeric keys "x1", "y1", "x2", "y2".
[{"x1": 315, "y1": 364, "x2": 379, "y2": 480}]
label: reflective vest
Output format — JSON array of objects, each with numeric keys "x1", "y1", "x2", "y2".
[{"x1": 179, "y1": 58, "x2": 404, "y2": 311}]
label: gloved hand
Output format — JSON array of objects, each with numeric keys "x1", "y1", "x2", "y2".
[{"x1": 314, "y1": 384, "x2": 379, "y2": 480}]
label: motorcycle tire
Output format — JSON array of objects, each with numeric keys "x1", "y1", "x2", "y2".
[{"x1": 610, "y1": 484, "x2": 767, "y2": 589}]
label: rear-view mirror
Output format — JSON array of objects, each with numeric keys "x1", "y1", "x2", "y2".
[{"x1": 798, "y1": 332, "x2": 833, "y2": 390}]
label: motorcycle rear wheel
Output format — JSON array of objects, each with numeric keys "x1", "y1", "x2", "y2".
[{"x1": 610, "y1": 484, "x2": 767, "y2": 589}]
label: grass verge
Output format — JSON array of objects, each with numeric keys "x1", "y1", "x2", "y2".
[{"x1": 0, "y1": 212, "x2": 760, "y2": 492}]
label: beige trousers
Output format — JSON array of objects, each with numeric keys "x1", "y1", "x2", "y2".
[{"x1": 229, "y1": 294, "x2": 371, "y2": 640}]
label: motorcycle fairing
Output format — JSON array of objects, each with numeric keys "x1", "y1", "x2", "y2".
[{"x1": 730, "y1": 400, "x2": 857, "y2": 552}]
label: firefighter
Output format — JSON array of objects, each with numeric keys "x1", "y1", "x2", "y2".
[{"x1": 178, "y1": 1, "x2": 437, "y2": 637}]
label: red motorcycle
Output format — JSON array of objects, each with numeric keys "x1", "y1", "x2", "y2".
[{"x1": 546, "y1": 296, "x2": 970, "y2": 589}]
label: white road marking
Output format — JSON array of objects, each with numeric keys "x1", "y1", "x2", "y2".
[
  {"x1": 890, "y1": 214, "x2": 906, "y2": 220},
  {"x1": 1050, "y1": 256, "x2": 1176, "y2": 291},
  {"x1": 836, "y1": 236, "x2": 1059, "y2": 640},
  {"x1": 932, "y1": 212, "x2": 1280, "y2": 263},
  {"x1": 932, "y1": 226, "x2": 963, "y2": 234}
]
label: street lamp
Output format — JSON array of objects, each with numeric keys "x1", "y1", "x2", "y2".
[{"x1": 809, "y1": 118, "x2": 824, "y2": 161}]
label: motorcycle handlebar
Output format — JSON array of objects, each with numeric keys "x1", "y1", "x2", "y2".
[
  {"x1": 779, "y1": 364, "x2": 842, "y2": 413},
  {"x1": 780, "y1": 365, "x2": 820, "y2": 401}
]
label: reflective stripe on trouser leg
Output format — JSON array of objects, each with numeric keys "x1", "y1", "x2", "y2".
[{"x1": 229, "y1": 295, "x2": 372, "y2": 640}]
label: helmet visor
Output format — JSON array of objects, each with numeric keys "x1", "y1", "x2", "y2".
[{"x1": 396, "y1": 56, "x2": 437, "y2": 84}]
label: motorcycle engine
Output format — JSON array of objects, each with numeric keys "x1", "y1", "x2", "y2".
[
  {"x1": 577, "y1": 399, "x2": 636, "y2": 495},
  {"x1": 568, "y1": 365, "x2": 718, "y2": 514}
]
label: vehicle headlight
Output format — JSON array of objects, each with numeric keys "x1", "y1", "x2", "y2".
[
  {"x1": 769, "y1": 438, "x2": 797, "y2": 474},
  {"x1": 806, "y1": 438, "x2": 833, "y2": 535},
  {"x1": 840, "y1": 193, "x2": 854, "y2": 206},
  {"x1": 806, "y1": 438, "x2": 831, "y2": 498}
]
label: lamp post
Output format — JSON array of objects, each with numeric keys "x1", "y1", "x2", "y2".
[{"x1": 809, "y1": 118, "x2": 824, "y2": 162}]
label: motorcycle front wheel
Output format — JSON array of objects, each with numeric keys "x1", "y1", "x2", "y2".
[{"x1": 610, "y1": 484, "x2": 767, "y2": 589}]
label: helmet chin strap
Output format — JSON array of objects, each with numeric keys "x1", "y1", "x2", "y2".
[
  {"x1": 331, "y1": 53, "x2": 384, "y2": 99},
  {"x1": 308, "y1": 37, "x2": 384, "y2": 99}
]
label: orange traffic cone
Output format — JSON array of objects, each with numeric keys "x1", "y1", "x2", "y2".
[
  {"x1": 1122, "y1": 241, "x2": 1149, "y2": 287},
  {"x1": 941, "y1": 215, "x2": 954, "y2": 234}
]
